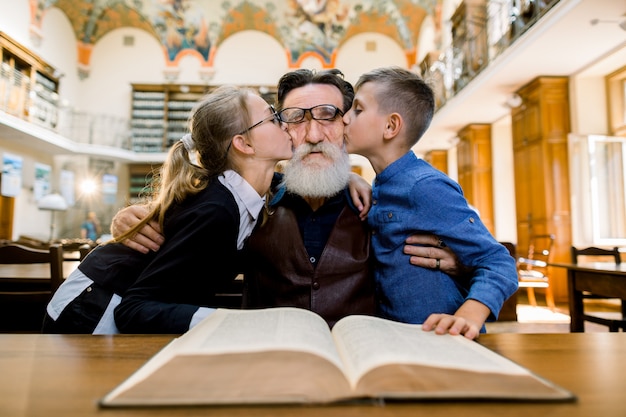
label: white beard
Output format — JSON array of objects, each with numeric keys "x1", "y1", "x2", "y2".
[{"x1": 282, "y1": 142, "x2": 351, "y2": 198}]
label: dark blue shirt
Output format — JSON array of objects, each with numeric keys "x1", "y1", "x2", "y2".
[{"x1": 270, "y1": 178, "x2": 353, "y2": 268}]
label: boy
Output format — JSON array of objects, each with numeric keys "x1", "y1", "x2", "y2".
[{"x1": 343, "y1": 66, "x2": 518, "y2": 339}]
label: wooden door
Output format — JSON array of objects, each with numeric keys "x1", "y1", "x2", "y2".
[
  {"x1": 0, "y1": 194, "x2": 14, "y2": 240},
  {"x1": 424, "y1": 150, "x2": 448, "y2": 175},
  {"x1": 512, "y1": 77, "x2": 571, "y2": 302},
  {"x1": 457, "y1": 124, "x2": 495, "y2": 234}
]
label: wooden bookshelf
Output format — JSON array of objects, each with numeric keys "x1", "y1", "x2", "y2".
[
  {"x1": 127, "y1": 164, "x2": 159, "y2": 205},
  {"x1": 0, "y1": 32, "x2": 60, "y2": 129},
  {"x1": 130, "y1": 84, "x2": 277, "y2": 152}
]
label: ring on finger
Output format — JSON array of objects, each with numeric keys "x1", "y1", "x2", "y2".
[{"x1": 435, "y1": 258, "x2": 441, "y2": 270}]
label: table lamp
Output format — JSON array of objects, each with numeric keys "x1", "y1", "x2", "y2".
[{"x1": 38, "y1": 192, "x2": 68, "y2": 241}]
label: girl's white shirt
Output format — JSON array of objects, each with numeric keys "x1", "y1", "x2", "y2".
[{"x1": 218, "y1": 169, "x2": 266, "y2": 250}]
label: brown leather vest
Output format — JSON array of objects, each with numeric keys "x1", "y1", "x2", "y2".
[{"x1": 242, "y1": 204, "x2": 376, "y2": 327}]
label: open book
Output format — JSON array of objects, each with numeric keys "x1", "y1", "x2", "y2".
[{"x1": 100, "y1": 307, "x2": 575, "y2": 406}]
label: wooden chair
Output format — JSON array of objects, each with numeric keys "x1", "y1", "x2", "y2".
[
  {"x1": 0, "y1": 242, "x2": 65, "y2": 298},
  {"x1": 571, "y1": 246, "x2": 625, "y2": 332},
  {"x1": 517, "y1": 234, "x2": 556, "y2": 310},
  {"x1": 571, "y1": 246, "x2": 621, "y2": 265},
  {"x1": 0, "y1": 243, "x2": 64, "y2": 331},
  {"x1": 498, "y1": 242, "x2": 518, "y2": 321}
]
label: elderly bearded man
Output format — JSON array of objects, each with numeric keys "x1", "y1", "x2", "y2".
[{"x1": 111, "y1": 70, "x2": 461, "y2": 328}]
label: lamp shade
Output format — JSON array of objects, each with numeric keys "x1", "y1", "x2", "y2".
[{"x1": 38, "y1": 193, "x2": 68, "y2": 211}]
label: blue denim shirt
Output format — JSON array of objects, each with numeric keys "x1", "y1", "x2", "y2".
[{"x1": 369, "y1": 151, "x2": 518, "y2": 325}]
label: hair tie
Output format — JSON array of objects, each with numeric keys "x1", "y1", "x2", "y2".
[{"x1": 180, "y1": 133, "x2": 195, "y2": 152}]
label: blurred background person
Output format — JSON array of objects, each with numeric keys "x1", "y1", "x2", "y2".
[{"x1": 80, "y1": 211, "x2": 101, "y2": 242}]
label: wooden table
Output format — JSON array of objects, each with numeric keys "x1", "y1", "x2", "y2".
[
  {"x1": 1, "y1": 333, "x2": 625, "y2": 417},
  {"x1": 550, "y1": 262, "x2": 626, "y2": 332}
]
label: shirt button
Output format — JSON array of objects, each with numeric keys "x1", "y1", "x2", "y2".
[
  {"x1": 373, "y1": 200, "x2": 377, "y2": 205},
  {"x1": 469, "y1": 217, "x2": 475, "y2": 223},
  {"x1": 309, "y1": 256, "x2": 316, "y2": 264},
  {"x1": 387, "y1": 212, "x2": 393, "y2": 219},
  {"x1": 86, "y1": 287, "x2": 92, "y2": 292},
  {"x1": 312, "y1": 282, "x2": 320, "y2": 290}
]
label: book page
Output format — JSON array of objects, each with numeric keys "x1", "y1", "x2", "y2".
[
  {"x1": 182, "y1": 308, "x2": 345, "y2": 369},
  {"x1": 332, "y1": 315, "x2": 528, "y2": 388},
  {"x1": 102, "y1": 307, "x2": 347, "y2": 403}
]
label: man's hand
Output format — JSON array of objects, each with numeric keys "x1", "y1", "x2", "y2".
[
  {"x1": 348, "y1": 172, "x2": 371, "y2": 221},
  {"x1": 110, "y1": 205, "x2": 164, "y2": 254},
  {"x1": 403, "y1": 234, "x2": 468, "y2": 277},
  {"x1": 421, "y1": 300, "x2": 490, "y2": 340}
]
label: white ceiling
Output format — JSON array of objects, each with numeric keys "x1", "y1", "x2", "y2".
[{"x1": 415, "y1": 0, "x2": 626, "y2": 155}]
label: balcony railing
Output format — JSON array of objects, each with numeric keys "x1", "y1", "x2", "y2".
[
  {"x1": 420, "y1": 0, "x2": 559, "y2": 110},
  {"x1": 0, "y1": 63, "x2": 131, "y2": 151},
  {"x1": 55, "y1": 110, "x2": 132, "y2": 150}
]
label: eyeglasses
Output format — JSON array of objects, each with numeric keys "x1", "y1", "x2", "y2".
[
  {"x1": 226, "y1": 106, "x2": 281, "y2": 157},
  {"x1": 277, "y1": 104, "x2": 344, "y2": 124},
  {"x1": 238, "y1": 105, "x2": 281, "y2": 135}
]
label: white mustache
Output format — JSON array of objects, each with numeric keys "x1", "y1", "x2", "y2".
[{"x1": 291, "y1": 142, "x2": 343, "y2": 163}]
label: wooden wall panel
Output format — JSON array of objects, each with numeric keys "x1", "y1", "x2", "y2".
[
  {"x1": 424, "y1": 150, "x2": 448, "y2": 175},
  {"x1": 457, "y1": 124, "x2": 495, "y2": 234},
  {"x1": 513, "y1": 76, "x2": 571, "y2": 302}
]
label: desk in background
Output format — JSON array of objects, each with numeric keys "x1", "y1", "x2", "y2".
[
  {"x1": 550, "y1": 262, "x2": 626, "y2": 332},
  {"x1": 1, "y1": 333, "x2": 625, "y2": 417}
]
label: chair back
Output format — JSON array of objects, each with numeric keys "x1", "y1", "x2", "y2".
[
  {"x1": 78, "y1": 243, "x2": 93, "y2": 261},
  {"x1": 516, "y1": 234, "x2": 556, "y2": 309},
  {"x1": 0, "y1": 243, "x2": 64, "y2": 296},
  {"x1": 519, "y1": 234, "x2": 555, "y2": 270},
  {"x1": 570, "y1": 245, "x2": 626, "y2": 331},
  {"x1": 571, "y1": 246, "x2": 621, "y2": 264}
]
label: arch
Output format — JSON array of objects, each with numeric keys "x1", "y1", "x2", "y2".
[
  {"x1": 341, "y1": 1, "x2": 428, "y2": 67},
  {"x1": 30, "y1": 0, "x2": 442, "y2": 75},
  {"x1": 33, "y1": 0, "x2": 159, "y2": 69},
  {"x1": 216, "y1": 1, "x2": 283, "y2": 51},
  {"x1": 211, "y1": 30, "x2": 288, "y2": 85},
  {"x1": 47, "y1": 1, "x2": 158, "y2": 44},
  {"x1": 335, "y1": 32, "x2": 408, "y2": 85},
  {"x1": 292, "y1": 51, "x2": 338, "y2": 69}
]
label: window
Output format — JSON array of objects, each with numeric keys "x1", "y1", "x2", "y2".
[{"x1": 569, "y1": 134, "x2": 626, "y2": 245}]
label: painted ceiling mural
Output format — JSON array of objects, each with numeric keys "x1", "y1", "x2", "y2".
[{"x1": 30, "y1": 0, "x2": 441, "y2": 72}]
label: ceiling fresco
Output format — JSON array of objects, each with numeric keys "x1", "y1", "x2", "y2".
[{"x1": 29, "y1": 0, "x2": 441, "y2": 71}]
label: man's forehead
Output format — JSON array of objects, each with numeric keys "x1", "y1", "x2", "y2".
[{"x1": 283, "y1": 83, "x2": 343, "y2": 108}]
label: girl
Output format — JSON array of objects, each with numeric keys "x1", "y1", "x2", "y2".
[{"x1": 43, "y1": 85, "x2": 293, "y2": 334}]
